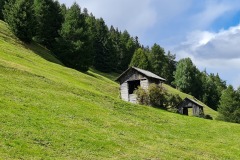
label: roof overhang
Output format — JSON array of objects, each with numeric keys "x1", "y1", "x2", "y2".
[{"x1": 116, "y1": 66, "x2": 166, "y2": 82}]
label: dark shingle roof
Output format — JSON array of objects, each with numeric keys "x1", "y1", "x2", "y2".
[
  {"x1": 116, "y1": 66, "x2": 166, "y2": 82},
  {"x1": 132, "y1": 67, "x2": 166, "y2": 81},
  {"x1": 184, "y1": 97, "x2": 204, "y2": 107}
]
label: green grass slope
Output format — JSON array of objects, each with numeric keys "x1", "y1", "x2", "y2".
[
  {"x1": 0, "y1": 20, "x2": 240, "y2": 159},
  {"x1": 92, "y1": 68, "x2": 218, "y2": 119},
  {"x1": 163, "y1": 84, "x2": 218, "y2": 118}
]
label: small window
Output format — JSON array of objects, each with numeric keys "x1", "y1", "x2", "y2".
[{"x1": 128, "y1": 80, "x2": 140, "y2": 94}]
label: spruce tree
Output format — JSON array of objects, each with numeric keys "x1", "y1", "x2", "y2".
[
  {"x1": 172, "y1": 58, "x2": 202, "y2": 98},
  {"x1": 118, "y1": 30, "x2": 139, "y2": 71},
  {"x1": 130, "y1": 48, "x2": 150, "y2": 70},
  {"x1": 149, "y1": 43, "x2": 166, "y2": 76},
  {"x1": 164, "y1": 51, "x2": 176, "y2": 84},
  {"x1": 58, "y1": 2, "x2": 93, "y2": 71},
  {"x1": 218, "y1": 85, "x2": 240, "y2": 123},
  {"x1": 0, "y1": 0, "x2": 7, "y2": 20},
  {"x1": 60, "y1": 3, "x2": 67, "y2": 17},
  {"x1": 3, "y1": 0, "x2": 35, "y2": 43},
  {"x1": 201, "y1": 73, "x2": 219, "y2": 110},
  {"x1": 108, "y1": 26, "x2": 119, "y2": 71},
  {"x1": 33, "y1": 0, "x2": 63, "y2": 48},
  {"x1": 93, "y1": 18, "x2": 114, "y2": 72}
]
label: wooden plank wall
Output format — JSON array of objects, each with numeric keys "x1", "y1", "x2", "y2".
[
  {"x1": 192, "y1": 104, "x2": 199, "y2": 115},
  {"x1": 120, "y1": 71, "x2": 150, "y2": 102},
  {"x1": 140, "y1": 79, "x2": 149, "y2": 90},
  {"x1": 177, "y1": 100, "x2": 204, "y2": 116},
  {"x1": 129, "y1": 94, "x2": 137, "y2": 103},
  {"x1": 120, "y1": 82, "x2": 129, "y2": 101}
]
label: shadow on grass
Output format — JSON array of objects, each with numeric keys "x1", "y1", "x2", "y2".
[
  {"x1": 85, "y1": 72, "x2": 98, "y2": 79},
  {"x1": 89, "y1": 68, "x2": 120, "y2": 82},
  {"x1": 24, "y1": 41, "x2": 64, "y2": 66}
]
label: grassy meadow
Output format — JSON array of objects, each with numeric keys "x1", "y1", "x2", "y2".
[{"x1": 0, "y1": 20, "x2": 240, "y2": 159}]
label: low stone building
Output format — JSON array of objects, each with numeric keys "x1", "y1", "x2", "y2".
[{"x1": 116, "y1": 66, "x2": 166, "y2": 103}]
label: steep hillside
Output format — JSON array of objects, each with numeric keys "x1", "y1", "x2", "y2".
[
  {"x1": 0, "y1": 20, "x2": 240, "y2": 159},
  {"x1": 92, "y1": 68, "x2": 218, "y2": 119},
  {"x1": 163, "y1": 84, "x2": 218, "y2": 118}
]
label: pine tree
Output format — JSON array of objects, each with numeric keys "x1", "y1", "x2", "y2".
[
  {"x1": 3, "y1": 0, "x2": 35, "y2": 43},
  {"x1": 118, "y1": 30, "x2": 139, "y2": 71},
  {"x1": 108, "y1": 26, "x2": 120, "y2": 71},
  {"x1": 199, "y1": 72, "x2": 227, "y2": 110},
  {"x1": 201, "y1": 73, "x2": 219, "y2": 110},
  {"x1": 218, "y1": 85, "x2": 240, "y2": 123},
  {"x1": 147, "y1": 44, "x2": 176, "y2": 84},
  {"x1": 172, "y1": 58, "x2": 202, "y2": 98},
  {"x1": 163, "y1": 51, "x2": 176, "y2": 84},
  {"x1": 130, "y1": 48, "x2": 150, "y2": 70},
  {"x1": 33, "y1": 0, "x2": 63, "y2": 48},
  {"x1": 211, "y1": 73, "x2": 227, "y2": 99},
  {"x1": 60, "y1": 3, "x2": 67, "y2": 17},
  {"x1": 149, "y1": 43, "x2": 166, "y2": 76},
  {"x1": 57, "y1": 2, "x2": 93, "y2": 71},
  {"x1": 0, "y1": 0, "x2": 7, "y2": 20},
  {"x1": 85, "y1": 15, "x2": 139, "y2": 73},
  {"x1": 93, "y1": 18, "x2": 114, "y2": 72}
]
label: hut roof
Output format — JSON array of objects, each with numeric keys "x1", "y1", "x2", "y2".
[
  {"x1": 181, "y1": 97, "x2": 204, "y2": 107},
  {"x1": 116, "y1": 66, "x2": 166, "y2": 82}
]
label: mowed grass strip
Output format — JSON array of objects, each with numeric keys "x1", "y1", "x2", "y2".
[{"x1": 0, "y1": 20, "x2": 240, "y2": 159}]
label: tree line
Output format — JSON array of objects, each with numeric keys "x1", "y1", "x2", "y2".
[
  {"x1": 173, "y1": 58, "x2": 240, "y2": 123},
  {"x1": 0, "y1": 0, "x2": 239, "y2": 123},
  {"x1": 0, "y1": 0, "x2": 141, "y2": 73}
]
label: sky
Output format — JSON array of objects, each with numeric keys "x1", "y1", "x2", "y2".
[{"x1": 59, "y1": 0, "x2": 240, "y2": 88}]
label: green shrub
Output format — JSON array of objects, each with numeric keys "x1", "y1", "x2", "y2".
[
  {"x1": 166, "y1": 94, "x2": 182, "y2": 112},
  {"x1": 148, "y1": 84, "x2": 167, "y2": 108},
  {"x1": 135, "y1": 84, "x2": 169, "y2": 109},
  {"x1": 135, "y1": 84, "x2": 184, "y2": 113},
  {"x1": 135, "y1": 87, "x2": 149, "y2": 105},
  {"x1": 204, "y1": 114, "x2": 213, "y2": 120}
]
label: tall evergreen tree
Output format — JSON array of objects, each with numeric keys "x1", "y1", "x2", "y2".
[
  {"x1": 85, "y1": 13, "x2": 139, "y2": 73},
  {"x1": 108, "y1": 26, "x2": 120, "y2": 71},
  {"x1": 0, "y1": 0, "x2": 8, "y2": 20},
  {"x1": 201, "y1": 73, "x2": 219, "y2": 110},
  {"x1": 60, "y1": 3, "x2": 67, "y2": 17},
  {"x1": 3, "y1": 0, "x2": 35, "y2": 43},
  {"x1": 149, "y1": 43, "x2": 166, "y2": 76},
  {"x1": 199, "y1": 72, "x2": 227, "y2": 110},
  {"x1": 218, "y1": 85, "x2": 240, "y2": 123},
  {"x1": 211, "y1": 73, "x2": 227, "y2": 97},
  {"x1": 147, "y1": 44, "x2": 176, "y2": 84},
  {"x1": 56, "y1": 2, "x2": 93, "y2": 71},
  {"x1": 164, "y1": 51, "x2": 176, "y2": 84},
  {"x1": 93, "y1": 18, "x2": 114, "y2": 72},
  {"x1": 173, "y1": 58, "x2": 202, "y2": 98},
  {"x1": 118, "y1": 30, "x2": 139, "y2": 71},
  {"x1": 130, "y1": 48, "x2": 150, "y2": 70},
  {"x1": 33, "y1": 0, "x2": 63, "y2": 48}
]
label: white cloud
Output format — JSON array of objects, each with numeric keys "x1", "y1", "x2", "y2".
[
  {"x1": 58, "y1": 0, "x2": 240, "y2": 47},
  {"x1": 58, "y1": 0, "x2": 196, "y2": 46},
  {"x1": 174, "y1": 25, "x2": 240, "y2": 87},
  {"x1": 64, "y1": 0, "x2": 158, "y2": 38},
  {"x1": 190, "y1": 1, "x2": 232, "y2": 28},
  {"x1": 175, "y1": 25, "x2": 240, "y2": 61}
]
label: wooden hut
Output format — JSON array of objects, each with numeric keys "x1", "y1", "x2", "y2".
[
  {"x1": 177, "y1": 97, "x2": 204, "y2": 116},
  {"x1": 116, "y1": 66, "x2": 166, "y2": 103}
]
